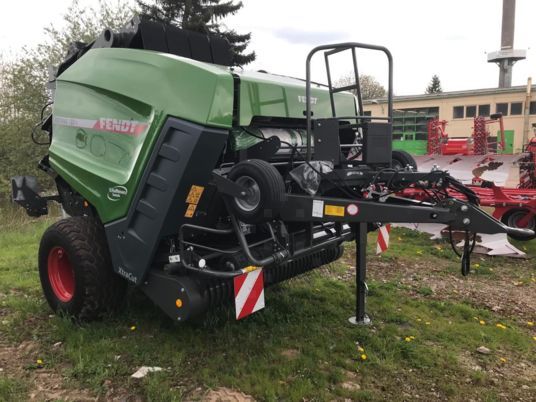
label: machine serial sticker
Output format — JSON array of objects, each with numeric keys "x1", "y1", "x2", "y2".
[
  {"x1": 184, "y1": 203, "x2": 197, "y2": 218},
  {"x1": 324, "y1": 204, "x2": 345, "y2": 217},
  {"x1": 312, "y1": 200, "x2": 324, "y2": 218}
]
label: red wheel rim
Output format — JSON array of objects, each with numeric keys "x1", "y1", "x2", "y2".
[{"x1": 48, "y1": 246, "x2": 75, "y2": 302}]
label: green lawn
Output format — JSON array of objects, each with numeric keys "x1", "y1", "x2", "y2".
[{"x1": 0, "y1": 213, "x2": 534, "y2": 401}]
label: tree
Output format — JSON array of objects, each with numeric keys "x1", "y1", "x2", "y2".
[
  {"x1": 0, "y1": 0, "x2": 133, "y2": 197},
  {"x1": 425, "y1": 74, "x2": 442, "y2": 94},
  {"x1": 136, "y1": 0, "x2": 255, "y2": 65},
  {"x1": 335, "y1": 73, "x2": 386, "y2": 100}
]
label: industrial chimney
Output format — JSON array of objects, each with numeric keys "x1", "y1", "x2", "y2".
[{"x1": 487, "y1": 0, "x2": 526, "y2": 88}]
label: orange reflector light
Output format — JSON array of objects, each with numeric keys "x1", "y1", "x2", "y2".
[{"x1": 175, "y1": 299, "x2": 183, "y2": 308}]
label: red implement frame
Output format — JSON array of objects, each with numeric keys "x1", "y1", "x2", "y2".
[{"x1": 427, "y1": 115, "x2": 506, "y2": 156}]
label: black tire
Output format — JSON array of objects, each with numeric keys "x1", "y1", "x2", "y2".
[
  {"x1": 227, "y1": 159, "x2": 286, "y2": 223},
  {"x1": 392, "y1": 150, "x2": 417, "y2": 170},
  {"x1": 500, "y1": 208, "x2": 536, "y2": 241},
  {"x1": 38, "y1": 216, "x2": 126, "y2": 321}
]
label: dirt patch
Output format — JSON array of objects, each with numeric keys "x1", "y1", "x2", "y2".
[
  {"x1": 202, "y1": 387, "x2": 256, "y2": 402},
  {"x1": 0, "y1": 340, "x2": 97, "y2": 401},
  {"x1": 337, "y1": 253, "x2": 536, "y2": 322},
  {"x1": 340, "y1": 381, "x2": 361, "y2": 391},
  {"x1": 280, "y1": 349, "x2": 300, "y2": 359}
]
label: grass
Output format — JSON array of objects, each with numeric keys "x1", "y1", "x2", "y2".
[{"x1": 0, "y1": 211, "x2": 534, "y2": 401}]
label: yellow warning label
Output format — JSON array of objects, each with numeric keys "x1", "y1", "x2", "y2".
[
  {"x1": 186, "y1": 185, "x2": 204, "y2": 205},
  {"x1": 184, "y1": 203, "x2": 197, "y2": 218},
  {"x1": 324, "y1": 204, "x2": 345, "y2": 217}
]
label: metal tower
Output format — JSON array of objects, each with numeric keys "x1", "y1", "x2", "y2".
[{"x1": 487, "y1": 0, "x2": 526, "y2": 88}]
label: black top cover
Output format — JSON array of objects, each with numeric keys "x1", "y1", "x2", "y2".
[{"x1": 54, "y1": 15, "x2": 233, "y2": 83}]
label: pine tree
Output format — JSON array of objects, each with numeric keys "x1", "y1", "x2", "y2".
[
  {"x1": 136, "y1": 0, "x2": 255, "y2": 66},
  {"x1": 425, "y1": 75, "x2": 442, "y2": 94}
]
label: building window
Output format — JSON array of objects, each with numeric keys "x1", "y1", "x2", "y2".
[
  {"x1": 510, "y1": 102, "x2": 522, "y2": 115},
  {"x1": 530, "y1": 101, "x2": 536, "y2": 115},
  {"x1": 478, "y1": 104, "x2": 490, "y2": 117},
  {"x1": 453, "y1": 106, "x2": 464, "y2": 119},
  {"x1": 466, "y1": 105, "x2": 477, "y2": 118},
  {"x1": 496, "y1": 103, "x2": 508, "y2": 116},
  {"x1": 363, "y1": 110, "x2": 372, "y2": 116}
]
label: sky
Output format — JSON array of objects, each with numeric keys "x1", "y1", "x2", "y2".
[{"x1": 1, "y1": 0, "x2": 535, "y2": 95}]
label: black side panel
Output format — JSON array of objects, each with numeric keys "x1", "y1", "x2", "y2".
[
  {"x1": 363, "y1": 122, "x2": 392, "y2": 165},
  {"x1": 105, "y1": 118, "x2": 228, "y2": 285},
  {"x1": 313, "y1": 119, "x2": 341, "y2": 165},
  {"x1": 188, "y1": 31, "x2": 213, "y2": 63},
  {"x1": 166, "y1": 25, "x2": 192, "y2": 58},
  {"x1": 210, "y1": 35, "x2": 233, "y2": 66},
  {"x1": 139, "y1": 21, "x2": 168, "y2": 52}
]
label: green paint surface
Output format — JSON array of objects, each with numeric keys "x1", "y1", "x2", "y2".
[
  {"x1": 49, "y1": 48, "x2": 234, "y2": 223},
  {"x1": 236, "y1": 70, "x2": 356, "y2": 126},
  {"x1": 49, "y1": 49, "x2": 357, "y2": 223}
]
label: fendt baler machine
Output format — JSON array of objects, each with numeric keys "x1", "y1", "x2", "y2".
[{"x1": 11, "y1": 16, "x2": 534, "y2": 323}]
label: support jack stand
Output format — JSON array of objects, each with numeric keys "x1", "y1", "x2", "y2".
[{"x1": 348, "y1": 222, "x2": 372, "y2": 326}]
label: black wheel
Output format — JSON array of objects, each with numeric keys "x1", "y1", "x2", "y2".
[
  {"x1": 227, "y1": 159, "x2": 286, "y2": 223},
  {"x1": 392, "y1": 150, "x2": 417, "y2": 170},
  {"x1": 38, "y1": 216, "x2": 127, "y2": 321},
  {"x1": 501, "y1": 208, "x2": 536, "y2": 241}
]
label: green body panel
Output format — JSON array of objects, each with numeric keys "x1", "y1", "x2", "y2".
[
  {"x1": 236, "y1": 70, "x2": 356, "y2": 126},
  {"x1": 49, "y1": 48, "x2": 357, "y2": 224},
  {"x1": 49, "y1": 48, "x2": 235, "y2": 223}
]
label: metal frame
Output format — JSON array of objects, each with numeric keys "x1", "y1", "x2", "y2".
[{"x1": 305, "y1": 42, "x2": 394, "y2": 162}]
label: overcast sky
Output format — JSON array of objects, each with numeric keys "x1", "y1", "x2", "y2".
[{"x1": 1, "y1": 0, "x2": 535, "y2": 95}]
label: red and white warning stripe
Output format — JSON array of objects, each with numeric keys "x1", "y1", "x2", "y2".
[
  {"x1": 233, "y1": 268, "x2": 265, "y2": 320},
  {"x1": 376, "y1": 224, "x2": 391, "y2": 254}
]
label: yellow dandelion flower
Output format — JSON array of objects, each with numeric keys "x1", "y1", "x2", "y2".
[
  {"x1": 409, "y1": 336, "x2": 415, "y2": 340},
  {"x1": 417, "y1": 318, "x2": 422, "y2": 322},
  {"x1": 425, "y1": 321, "x2": 431, "y2": 325},
  {"x1": 360, "y1": 354, "x2": 367, "y2": 361},
  {"x1": 130, "y1": 325, "x2": 136, "y2": 331},
  {"x1": 496, "y1": 323, "x2": 507, "y2": 330},
  {"x1": 532, "y1": 336, "x2": 536, "y2": 341},
  {"x1": 36, "y1": 359, "x2": 43, "y2": 366},
  {"x1": 404, "y1": 337, "x2": 412, "y2": 342},
  {"x1": 473, "y1": 263, "x2": 480, "y2": 268},
  {"x1": 527, "y1": 321, "x2": 534, "y2": 327},
  {"x1": 357, "y1": 346, "x2": 365, "y2": 353},
  {"x1": 479, "y1": 320, "x2": 486, "y2": 325},
  {"x1": 499, "y1": 357, "x2": 507, "y2": 363},
  {"x1": 397, "y1": 237, "x2": 402, "y2": 241}
]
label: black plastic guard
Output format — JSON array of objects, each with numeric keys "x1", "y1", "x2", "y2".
[
  {"x1": 141, "y1": 271, "x2": 209, "y2": 322},
  {"x1": 11, "y1": 176, "x2": 48, "y2": 217},
  {"x1": 105, "y1": 118, "x2": 228, "y2": 285}
]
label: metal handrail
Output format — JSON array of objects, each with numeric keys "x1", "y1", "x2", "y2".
[{"x1": 305, "y1": 42, "x2": 394, "y2": 161}]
